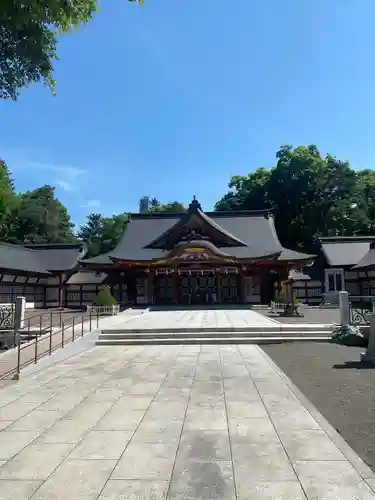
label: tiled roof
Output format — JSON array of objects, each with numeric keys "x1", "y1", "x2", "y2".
[
  {"x1": 0, "y1": 242, "x2": 50, "y2": 275},
  {"x1": 66, "y1": 271, "x2": 107, "y2": 285},
  {"x1": 84, "y1": 210, "x2": 313, "y2": 263},
  {"x1": 0, "y1": 242, "x2": 86, "y2": 275},
  {"x1": 25, "y1": 243, "x2": 86, "y2": 272},
  {"x1": 352, "y1": 242, "x2": 375, "y2": 270},
  {"x1": 320, "y1": 236, "x2": 375, "y2": 267}
]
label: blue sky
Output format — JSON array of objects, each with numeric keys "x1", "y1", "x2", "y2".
[{"x1": 1, "y1": 0, "x2": 375, "y2": 229}]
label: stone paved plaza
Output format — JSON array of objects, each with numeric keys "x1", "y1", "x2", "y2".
[
  {"x1": 0, "y1": 341, "x2": 374, "y2": 499},
  {"x1": 111, "y1": 308, "x2": 278, "y2": 330}
]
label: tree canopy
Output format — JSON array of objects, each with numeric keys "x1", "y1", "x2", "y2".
[
  {"x1": 215, "y1": 145, "x2": 372, "y2": 252},
  {"x1": 77, "y1": 212, "x2": 129, "y2": 258},
  {"x1": 0, "y1": 0, "x2": 143, "y2": 100}
]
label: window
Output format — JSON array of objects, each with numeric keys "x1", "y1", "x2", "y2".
[{"x1": 325, "y1": 269, "x2": 345, "y2": 292}]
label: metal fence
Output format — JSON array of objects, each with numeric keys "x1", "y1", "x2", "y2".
[
  {"x1": 0, "y1": 310, "x2": 103, "y2": 380},
  {"x1": 348, "y1": 296, "x2": 374, "y2": 325}
]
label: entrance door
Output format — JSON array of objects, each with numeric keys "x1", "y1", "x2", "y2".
[
  {"x1": 179, "y1": 275, "x2": 216, "y2": 304},
  {"x1": 244, "y1": 277, "x2": 253, "y2": 303},
  {"x1": 220, "y1": 276, "x2": 240, "y2": 303}
]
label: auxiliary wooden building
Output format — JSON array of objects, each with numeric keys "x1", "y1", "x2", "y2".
[{"x1": 81, "y1": 197, "x2": 313, "y2": 306}]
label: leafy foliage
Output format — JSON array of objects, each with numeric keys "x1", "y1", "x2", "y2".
[
  {"x1": 0, "y1": 0, "x2": 99, "y2": 100},
  {"x1": 0, "y1": 160, "x2": 18, "y2": 240},
  {"x1": 78, "y1": 213, "x2": 129, "y2": 258},
  {"x1": 147, "y1": 198, "x2": 186, "y2": 213},
  {"x1": 330, "y1": 325, "x2": 367, "y2": 347},
  {"x1": 215, "y1": 144, "x2": 372, "y2": 252},
  {"x1": 7, "y1": 185, "x2": 76, "y2": 244},
  {"x1": 93, "y1": 286, "x2": 117, "y2": 306}
]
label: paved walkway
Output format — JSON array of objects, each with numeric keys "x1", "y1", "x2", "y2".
[
  {"x1": 0, "y1": 309, "x2": 143, "y2": 380},
  {"x1": 111, "y1": 309, "x2": 278, "y2": 330},
  {"x1": 0, "y1": 343, "x2": 374, "y2": 499}
]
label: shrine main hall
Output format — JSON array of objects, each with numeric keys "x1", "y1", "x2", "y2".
[{"x1": 82, "y1": 198, "x2": 313, "y2": 306}]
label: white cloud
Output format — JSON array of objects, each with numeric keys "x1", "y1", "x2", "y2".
[
  {"x1": 80, "y1": 200, "x2": 101, "y2": 209},
  {"x1": 55, "y1": 179, "x2": 74, "y2": 191}
]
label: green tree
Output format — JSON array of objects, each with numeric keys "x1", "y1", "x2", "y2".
[
  {"x1": 215, "y1": 144, "x2": 370, "y2": 251},
  {"x1": 148, "y1": 199, "x2": 186, "y2": 213},
  {"x1": 0, "y1": 159, "x2": 19, "y2": 240},
  {"x1": 8, "y1": 185, "x2": 75, "y2": 243},
  {"x1": 78, "y1": 212, "x2": 129, "y2": 257},
  {"x1": 0, "y1": 0, "x2": 142, "y2": 100}
]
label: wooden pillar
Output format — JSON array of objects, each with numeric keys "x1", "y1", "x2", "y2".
[
  {"x1": 58, "y1": 275, "x2": 63, "y2": 309},
  {"x1": 173, "y1": 270, "x2": 179, "y2": 304},
  {"x1": 216, "y1": 274, "x2": 221, "y2": 303}
]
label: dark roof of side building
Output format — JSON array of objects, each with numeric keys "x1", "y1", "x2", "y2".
[
  {"x1": 0, "y1": 242, "x2": 50, "y2": 275},
  {"x1": 352, "y1": 241, "x2": 375, "y2": 270},
  {"x1": 0, "y1": 242, "x2": 86, "y2": 275},
  {"x1": 24, "y1": 243, "x2": 86, "y2": 272},
  {"x1": 66, "y1": 271, "x2": 107, "y2": 285},
  {"x1": 84, "y1": 204, "x2": 313, "y2": 264},
  {"x1": 320, "y1": 236, "x2": 375, "y2": 267}
]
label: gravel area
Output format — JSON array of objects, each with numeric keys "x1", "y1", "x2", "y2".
[
  {"x1": 265, "y1": 307, "x2": 340, "y2": 324},
  {"x1": 262, "y1": 342, "x2": 375, "y2": 472}
]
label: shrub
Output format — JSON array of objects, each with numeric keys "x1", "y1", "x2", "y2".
[{"x1": 93, "y1": 286, "x2": 117, "y2": 307}]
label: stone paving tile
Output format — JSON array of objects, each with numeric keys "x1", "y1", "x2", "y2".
[
  {"x1": 94, "y1": 409, "x2": 145, "y2": 431},
  {"x1": 229, "y1": 418, "x2": 280, "y2": 442},
  {"x1": 278, "y1": 429, "x2": 345, "y2": 461},
  {"x1": 177, "y1": 430, "x2": 231, "y2": 461},
  {"x1": 69, "y1": 430, "x2": 133, "y2": 460},
  {"x1": 0, "y1": 421, "x2": 12, "y2": 431},
  {"x1": 0, "y1": 441, "x2": 75, "y2": 480},
  {"x1": 0, "y1": 400, "x2": 41, "y2": 421},
  {"x1": 98, "y1": 479, "x2": 170, "y2": 500},
  {"x1": 169, "y1": 460, "x2": 236, "y2": 500},
  {"x1": 0, "y1": 342, "x2": 373, "y2": 500},
  {"x1": 0, "y1": 479, "x2": 42, "y2": 500},
  {"x1": 7, "y1": 409, "x2": 62, "y2": 432},
  {"x1": 112, "y1": 441, "x2": 178, "y2": 480},
  {"x1": 236, "y1": 481, "x2": 307, "y2": 500},
  {"x1": 31, "y1": 459, "x2": 116, "y2": 500},
  {"x1": 0, "y1": 430, "x2": 40, "y2": 461},
  {"x1": 294, "y1": 461, "x2": 375, "y2": 500}
]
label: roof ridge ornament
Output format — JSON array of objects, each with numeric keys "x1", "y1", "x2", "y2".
[{"x1": 188, "y1": 195, "x2": 202, "y2": 213}]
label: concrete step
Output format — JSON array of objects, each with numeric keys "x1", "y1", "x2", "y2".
[
  {"x1": 101, "y1": 324, "x2": 334, "y2": 335},
  {"x1": 95, "y1": 336, "x2": 331, "y2": 346},
  {"x1": 98, "y1": 330, "x2": 332, "y2": 340}
]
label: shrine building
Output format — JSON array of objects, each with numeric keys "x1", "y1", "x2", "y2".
[{"x1": 80, "y1": 197, "x2": 313, "y2": 306}]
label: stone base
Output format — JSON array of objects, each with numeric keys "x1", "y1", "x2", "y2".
[{"x1": 360, "y1": 351, "x2": 375, "y2": 364}]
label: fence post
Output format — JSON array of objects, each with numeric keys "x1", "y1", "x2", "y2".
[
  {"x1": 96, "y1": 312, "x2": 99, "y2": 329},
  {"x1": 72, "y1": 317, "x2": 75, "y2": 342},
  {"x1": 339, "y1": 291, "x2": 350, "y2": 326},
  {"x1": 62, "y1": 316, "x2": 65, "y2": 348},
  {"x1": 14, "y1": 296, "x2": 26, "y2": 330},
  {"x1": 12, "y1": 336, "x2": 21, "y2": 380},
  {"x1": 59, "y1": 309, "x2": 62, "y2": 328},
  {"x1": 34, "y1": 327, "x2": 38, "y2": 363},
  {"x1": 89, "y1": 313, "x2": 92, "y2": 331},
  {"x1": 81, "y1": 315, "x2": 84, "y2": 337}
]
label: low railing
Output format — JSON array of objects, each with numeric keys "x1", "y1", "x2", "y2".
[
  {"x1": 0, "y1": 310, "x2": 104, "y2": 380},
  {"x1": 86, "y1": 305, "x2": 120, "y2": 315},
  {"x1": 348, "y1": 296, "x2": 375, "y2": 325},
  {"x1": 0, "y1": 303, "x2": 15, "y2": 330}
]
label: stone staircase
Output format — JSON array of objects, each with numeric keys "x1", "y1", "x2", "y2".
[{"x1": 95, "y1": 323, "x2": 334, "y2": 346}]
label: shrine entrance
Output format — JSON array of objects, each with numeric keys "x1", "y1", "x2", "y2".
[{"x1": 179, "y1": 273, "x2": 217, "y2": 305}]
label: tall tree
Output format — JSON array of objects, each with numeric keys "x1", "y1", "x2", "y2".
[
  {"x1": 215, "y1": 144, "x2": 370, "y2": 251},
  {"x1": 0, "y1": 159, "x2": 19, "y2": 240},
  {"x1": 148, "y1": 200, "x2": 186, "y2": 213},
  {"x1": 78, "y1": 213, "x2": 129, "y2": 257},
  {"x1": 8, "y1": 185, "x2": 75, "y2": 244}
]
